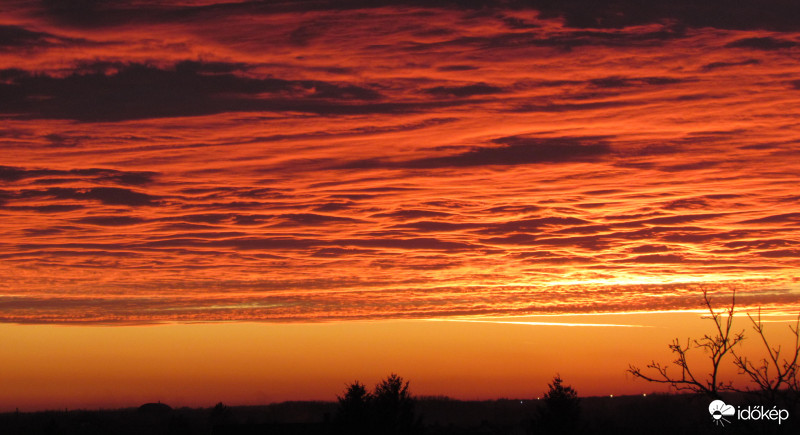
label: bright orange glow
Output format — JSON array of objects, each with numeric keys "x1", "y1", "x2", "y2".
[{"x1": 2, "y1": 312, "x2": 799, "y2": 411}]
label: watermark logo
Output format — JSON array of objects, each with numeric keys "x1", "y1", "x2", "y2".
[
  {"x1": 709, "y1": 400, "x2": 735, "y2": 426},
  {"x1": 708, "y1": 400, "x2": 790, "y2": 427}
]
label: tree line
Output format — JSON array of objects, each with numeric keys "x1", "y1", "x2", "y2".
[{"x1": 333, "y1": 372, "x2": 581, "y2": 435}]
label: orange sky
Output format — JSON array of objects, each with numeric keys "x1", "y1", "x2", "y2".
[
  {"x1": 3, "y1": 312, "x2": 799, "y2": 412},
  {"x1": 1, "y1": 0, "x2": 799, "y2": 410}
]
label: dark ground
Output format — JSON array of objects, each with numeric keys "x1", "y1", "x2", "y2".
[{"x1": 1, "y1": 393, "x2": 797, "y2": 434}]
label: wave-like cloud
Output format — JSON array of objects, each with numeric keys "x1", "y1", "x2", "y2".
[{"x1": 1, "y1": 1, "x2": 799, "y2": 323}]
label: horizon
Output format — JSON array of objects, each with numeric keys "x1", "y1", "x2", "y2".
[
  {"x1": 0, "y1": 387, "x2": 771, "y2": 413},
  {"x1": 3, "y1": 311, "x2": 799, "y2": 412},
  {"x1": 1, "y1": 0, "x2": 800, "y2": 413}
]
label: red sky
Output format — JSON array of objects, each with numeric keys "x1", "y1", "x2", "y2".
[{"x1": 1, "y1": 0, "x2": 799, "y2": 410}]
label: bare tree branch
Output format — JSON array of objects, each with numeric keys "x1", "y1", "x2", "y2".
[
  {"x1": 732, "y1": 310, "x2": 800, "y2": 406},
  {"x1": 627, "y1": 289, "x2": 743, "y2": 399}
]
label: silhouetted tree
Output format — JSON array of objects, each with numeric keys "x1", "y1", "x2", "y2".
[
  {"x1": 335, "y1": 381, "x2": 373, "y2": 435},
  {"x1": 628, "y1": 289, "x2": 744, "y2": 398},
  {"x1": 537, "y1": 374, "x2": 580, "y2": 434},
  {"x1": 732, "y1": 309, "x2": 800, "y2": 406},
  {"x1": 373, "y1": 373, "x2": 417, "y2": 434},
  {"x1": 334, "y1": 374, "x2": 420, "y2": 435},
  {"x1": 629, "y1": 289, "x2": 800, "y2": 405}
]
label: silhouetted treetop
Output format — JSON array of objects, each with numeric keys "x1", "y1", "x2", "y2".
[
  {"x1": 336, "y1": 381, "x2": 371, "y2": 424},
  {"x1": 374, "y1": 373, "x2": 412, "y2": 406},
  {"x1": 334, "y1": 374, "x2": 420, "y2": 434},
  {"x1": 373, "y1": 373, "x2": 416, "y2": 433},
  {"x1": 543, "y1": 374, "x2": 580, "y2": 419},
  {"x1": 536, "y1": 374, "x2": 581, "y2": 434}
]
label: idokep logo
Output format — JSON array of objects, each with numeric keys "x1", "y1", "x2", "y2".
[
  {"x1": 709, "y1": 400, "x2": 736, "y2": 426},
  {"x1": 708, "y1": 400, "x2": 790, "y2": 427}
]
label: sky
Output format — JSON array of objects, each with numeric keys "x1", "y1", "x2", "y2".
[{"x1": 1, "y1": 0, "x2": 800, "y2": 410}]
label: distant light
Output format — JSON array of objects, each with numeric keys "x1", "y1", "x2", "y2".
[
  {"x1": 610, "y1": 395, "x2": 614, "y2": 398},
  {"x1": 537, "y1": 397, "x2": 540, "y2": 400},
  {"x1": 643, "y1": 393, "x2": 647, "y2": 397},
  {"x1": 520, "y1": 401, "x2": 523, "y2": 404}
]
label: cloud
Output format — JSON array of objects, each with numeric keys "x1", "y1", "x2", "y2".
[
  {"x1": 76, "y1": 216, "x2": 147, "y2": 226},
  {"x1": 311, "y1": 247, "x2": 376, "y2": 258},
  {"x1": 659, "y1": 160, "x2": 722, "y2": 172},
  {"x1": 477, "y1": 216, "x2": 591, "y2": 235},
  {"x1": 630, "y1": 244, "x2": 671, "y2": 253},
  {"x1": 624, "y1": 254, "x2": 686, "y2": 264},
  {"x1": 340, "y1": 237, "x2": 475, "y2": 251},
  {"x1": 341, "y1": 136, "x2": 612, "y2": 169},
  {"x1": 0, "y1": 165, "x2": 157, "y2": 185},
  {"x1": 739, "y1": 213, "x2": 800, "y2": 224},
  {"x1": 701, "y1": 58, "x2": 760, "y2": 70},
  {"x1": 272, "y1": 213, "x2": 363, "y2": 227},
  {"x1": 0, "y1": 25, "x2": 56, "y2": 49},
  {"x1": 4, "y1": 204, "x2": 85, "y2": 213},
  {"x1": 588, "y1": 76, "x2": 685, "y2": 88},
  {"x1": 726, "y1": 37, "x2": 800, "y2": 50},
  {"x1": 312, "y1": 201, "x2": 355, "y2": 212},
  {"x1": 25, "y1": 0, "x2": 800, "y2": 34},
  {"x1": 158, "y1": 213, "x2": 275, "y2": 225},
  {"x1": 101, "y1": 171, "x2": 157, "y2": 186},
  {"x1": 504, "y1": 100, "x2": 638, "y2": 114},
  {"x1": 528, "y1": 0, "x2": 800, "y2": 31},
  {"x1": 724, "y1": 239, "x2": 797, "y2": 250},
  {"x1": 43, "y1": 133, "x2": 85, "y2": 148},
  {"x1": 2, "y1": 1, "x2": 800, "y2": 325},
  {"x1": 0, "y1": 62, "x2": 384, "y2": 121},
  {"x1": 437, "y1": 64, "x2": 480, "y2": 71},
  {"x1": 406, "y1": 26, "x2": 686, "y2": 54},
  {"x1": 17, "y1": 187, "x2": 162, "y2": 206},
  {"x1": 392, "y1": 221, "x2": 483, "y2": 232},
  {"x1": 0, "y1": 24, "x2": 90, "y2": 50},
  {"x1": 423, "y1": 83, "x2": 504, "y2": 97},
  {"x1": 758, "y1": 249, "x2": 800, "y2": 258},
  {"x1": 372, "y1": 209, "x2": 453, "y2": 220},
  {"x1": 640, "y1": 213, "x2": 727, "y2": 226},
  {"x1": 483, "y1": 205, "x2": 542, "y2": 214}
]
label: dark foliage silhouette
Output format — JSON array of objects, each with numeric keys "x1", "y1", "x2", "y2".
[
  {"x1": 732, "y1": 309, "x2": 800, "y2": 407},
  {"x1": 373, "y1": 373, "x2": 417, "y2": 434},
  {"x1": 335, "y1": 381, "x2": 372, "y2": 435},
  {"x1": 334, "y1": 374, "x2": 420, "y2": 435},
  {"x1": 536, "y1": 374, "x2": 581, "y2": 434}
]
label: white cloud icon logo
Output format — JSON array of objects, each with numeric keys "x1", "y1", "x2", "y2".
[{"x1": 709, "y1": 400, "x2": 736, "y2": 426}]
